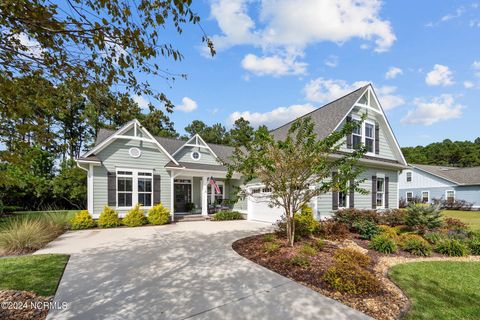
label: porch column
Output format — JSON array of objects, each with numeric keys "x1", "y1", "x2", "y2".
[
  {"x1": 201, "y1": 176, "x2": 208, "y2": 216},
  {"x1": 170, "y1": 175, "x2": 174, "y2": 221},
  {"x1": 87, "y1": 164, "x2": 94, "y2": 214}
]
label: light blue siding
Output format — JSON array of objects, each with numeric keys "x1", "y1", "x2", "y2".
[
  {"x1": 174, "y1": 146, "x2": 219, "y2": 165},
  {"x1": 400, "y1": 186, "x2": 480, "y2": 208},
  {"x1": 92, "y1": 138, "x2": 172, "y2": 217}
]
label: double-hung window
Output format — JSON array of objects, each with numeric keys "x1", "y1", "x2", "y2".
[
  {"x1": 446, "y1": 190, "x2": 455, "y2": 203},
  {"x1": 338, "y1": 190, "x2": 348, "y2": 208},
  {"x1": 352, "y1": 120, "x2": 362, "y2": 149},
  {"x1": 406, "y1": 192, "x2": 413, "y2": 203},
  {"x1": 349, "y1": 118, "x2": 375, "y2": 153},
  {"x1": 376, "y1": 178, "x2": 385, "y2": 208},
  {"x1": 117, "y1": 169, "x2": 153, "y2": 208},
  {"x1": 406, "y1": 172, "x2": 412, "y2": 182},
  {"x1": 422, "y1": 191, "x2": 429, "y2": 203},
  {"x1": 365, "y1": 123, "x2": 375, "y2": 153}
]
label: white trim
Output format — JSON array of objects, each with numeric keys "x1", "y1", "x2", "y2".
[
  {"x1": 77, "y1": 159, "x2": 101, "y2": 165},
  {"x1": 173, "y1": 177, "x2": 193, "y2": 213},
  {"x1": 406, "y1": 191, "x2": 413, "y2": 203},
  {"x1": 83, "y1": 119, "x2": 179, "y2": 165},
  {"x1": 421, "y1": 190, "x2": 430, "y2": 203},
  {"x1": 406, "y1": 171, "x2": 412, "y2": 182},
  {"x1": 445, "y1": 189, "x2": 455, "y2": 202},
  {"x1": 87, "y1": 164, "x2": 94, "y2": 214},
  {"x1": 191, "y1": 151, "x2": 201, "y2": 161},
  {"x1": 376, "y1": 177, "x2": 385, "y2": 209},
  {"x1": 115, "y1": 167, "x2": 154, "y2": 210},
  {"x1": 172, "y1": 134, "x2": 220, "y2": 160},
  {"x1": 128, "y1": 147, "x2": 142, "y2": 158}
]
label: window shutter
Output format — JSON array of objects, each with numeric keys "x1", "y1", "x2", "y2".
[
  {"x1": 371, "y1": 175, "x2": 377, "y2": 209},
  {"x1": 346, "y1": 116, "x2": 352, "y2": 149},
  {"x1": 349, "y1": 179, "x2": 355, "y2": 208},
  {"x1": 332, "y1": 172, "x2": 338, "y2": 210},
  {"x1": 385, "y1": 176, "x2": 389, "y2": 208},
  {"x1": 153, "y1": 174, "x2": 161, "y2": 205},
  {"x1": 107, "y1": 172, "x2": 116, "y2": 206},
  {"x1": 375, "y1": 124, "x2": 380, "y2": 155}
]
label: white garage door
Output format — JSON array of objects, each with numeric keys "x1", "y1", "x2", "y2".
[{"x1": 248, "y1": 194, "x2": 284, "y2": 223}]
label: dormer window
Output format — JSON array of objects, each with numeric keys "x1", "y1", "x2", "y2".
[
  {"x1": 349, "y1": 118, "x2": 376, "y2": 154},
  {"x1": 365, "y1": 123, "x2": 374, "y2": 153}
]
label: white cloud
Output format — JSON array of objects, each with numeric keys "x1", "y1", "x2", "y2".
[
  {"x1": 12, "y1": 32, "x2": 44, "y2": 58},
  {"x1": 241, "y1": 53, "x2": 307, "y2": 76},
  {"x1": 133, "y1": 95, "x2": 150, "y2": 109},
  {"x1": 228, "y1": 103, "x2": 316, "y2": 128},
  {"x1": 464, "y1": 81, "x2": 475, "y2": 88},
  {"x1": 177, "y1": 97, "x2": 198, "y2": 113},
  {"x1": 401, "y1": 94, "x2": 463, "y2": 126},
  {"x1": 303, "y1": 78, "x2": 404, "y2": 110},
  {"x1": 426, "y1": 6, "x2": 465, "y2": 27},
  {"x1": 385, "y1": 67, "x2": 403, "y2": 79},
  {"x1": 324, "y1": 55, "x2": 339, "y2": 68},
  {"x1": 425, "y1": 64, "x2": 454, "y2": 86},
  {"x1": 210, "y1": 0, "x2": 396, "y2": 55},
  {"x1": 473, "y1": 60, "x2": 480, "y2": 77}
]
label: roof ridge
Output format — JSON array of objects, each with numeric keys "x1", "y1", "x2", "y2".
[{"x1": 268, "y1": 84, "x2": 370, "y2": 133}]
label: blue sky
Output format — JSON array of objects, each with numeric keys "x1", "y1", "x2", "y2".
[{"x1": 137, "y1": 0, "x2": 480, "y2": 147}]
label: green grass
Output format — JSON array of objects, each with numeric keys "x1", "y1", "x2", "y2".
[
  {"x1": 442, "y1": 210, "x2": 480, "y2": 231},
  {"x1": 0, "y1": 254, "x2": 69, "y2": 296},
  {"x1": 0, "y1": 210, "x2": 78, "y2": 230},
  {"x1": 389, "y1": 261, "x2": 480, "y2": 320}
]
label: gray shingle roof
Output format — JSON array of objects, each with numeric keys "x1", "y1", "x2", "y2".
[
  {"x1": 270, "y1": 85, "x2": 369, "y2": 141},
  {"x1": 77, "y1": 154, "x2": 101, "y2": 162},
  {"x1": 412, "y1": 164, "x2": 480, "y2": 185}
]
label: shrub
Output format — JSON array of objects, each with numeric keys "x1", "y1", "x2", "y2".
[
  {"x1": 354, "y1": 220, "x2": 381, "y2": 240},
  {"x1": 323, "y1": 263, "x2": 380, "y2": 294},
  {"x1": 379, "y1": 209, "x2": 406, "y2": 226},
  {"x1": 442, "y1": 217, "x2": 469, "y2": 232},
  {"x1": 333, "y1": 209, "x2": 380, "y2": 229},
  {"x1": 264, "y1": 242, "x2": 280, "y2": 253},
  {"x1": 276, "y1": 207, "x2": 319, "y2": 239},
  {"x1": 185, "y1": 202, "x2": 195, "y2": 212},
  {"x1": 287, "y1": 255, "x2": 311, "y2": 267},
  {"x1": 263, "y1": 233, "x2": 276, "y2": 242},
  {"x1": 212, "y1": 210, "x2": 244, "y2": 221},
  {"x1": 435, "y1": 239, "x2": 470, "y2": 256},
  {"x1": 378, "y1": 225, "x2": 398, "y2": 239},
  {"x1": 70, "y1": 210, "x2": 96, "y2": 230},
  {"x1": 468, "y1": 238, "x2": 480, "y2": 255},
  {"x1": 97, "y1": 206, "x2": 121, "y2": 228},
  {"x1": 369, "y1": 234, "x2": 397, "y2": 254},
  {"x1": 423, "y1": 232, "x2": 443, "y2": 245},
  {"x1": 147, "y1": 203, "x2": 171, "y2": 225},
  {"x1": 399, "y1": 234, "x2": 432, "y2": 256},
  {"x1": 317, "y1": 220, "x2": 350, "y2": 240},
  {"x1": 404, "y1": 204, "x2": 442, "y2": 233},
  {"x1": 0, "y1": 218, "x2": 56, "y2": 254},
  {"x1": 314, "y1": 238, "x2": 325, "y2": 250},
  {"x1": 300, "y1": 244, "x2": 318, "y2": 256},
  {"x1": 333, "y1": 248, "x2": 371, "y2": 268},
  {"x1": 122, "y1": 204, "x2": 147, "y2": 227},
  {"x1": 446, "y1": 229, "x2": 470, "y2": 241},
  {"x1": 433, "y1": 198, "x2": 473, "y2": 211}
]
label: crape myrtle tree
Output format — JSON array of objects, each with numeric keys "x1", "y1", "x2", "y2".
[{"x1": 226, "y1": 116, "x2": 367, "y2": 246}]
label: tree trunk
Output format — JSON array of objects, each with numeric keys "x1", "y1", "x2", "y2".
[{"x1": 286, "y1": 208, "x2": 295, "y2": 247}]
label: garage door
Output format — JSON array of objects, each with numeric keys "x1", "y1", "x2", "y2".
[{"x1": 248, "y1": 194, "x2": 284, "y2": 223}]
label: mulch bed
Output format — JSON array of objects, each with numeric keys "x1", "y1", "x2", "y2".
[
  {"x1": 232, "y1": 233, "x2": 408, "y2": 320},
  {"x1": 0, "y1": 290, "x2": 52, "y2": 320}
]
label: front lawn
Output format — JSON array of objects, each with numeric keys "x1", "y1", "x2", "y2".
[
  {"x1": 442, "y1": 210, "x2": 480, "y2": 231},
  {"x1": 0, "y1": 254, "x2": 69, "y2": 296},
  {"x1": 389, "y1": 261, "x2": 480, "y2": 320}
]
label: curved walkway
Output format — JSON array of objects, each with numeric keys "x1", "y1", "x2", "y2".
[{"x1": 36, "y1": 221, "x2": 370, "y2": 319}]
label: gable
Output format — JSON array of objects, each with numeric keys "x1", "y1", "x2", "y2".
[
  {"x1": 173, "y1": 146, "x2": 220, "y2": 165},
  {"x1": 399, "y1": 167, "x2": 455, "y2": 189}
]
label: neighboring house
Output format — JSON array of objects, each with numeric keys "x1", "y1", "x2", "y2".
[
  {"x1": 399, "y1": 164, "x2": 480, "y2": 208},
  {"x1": 76, "y1": 84, "x2": 407, "y2": 222}
]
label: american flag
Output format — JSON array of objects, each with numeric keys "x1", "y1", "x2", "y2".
[{"x1": 209, "y1": 177, "x2": 221, "y2": 194}]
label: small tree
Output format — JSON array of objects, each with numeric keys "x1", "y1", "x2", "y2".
[{"x1": 227, "y1": 116, "x2": 367, "y2": 246}]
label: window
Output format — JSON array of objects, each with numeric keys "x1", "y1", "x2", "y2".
[
  {"x1": 117, "y1": 169, "x2": 153, "y2": 208},
  {"x1": 365, "y1": 123, "x2": 374, "y2": 153},
  {"x1": 376, "y1": 178, "x2": 385, "y2": 208},
  {"x1": 406, "y1": 171, "x2": 412, "y2": 182},
  {"x1": 422, "y1": 191, "x2": 429, "y2": 203},
  {"x1": 262, "y1": 187, "x2": 272, "y2": 193},
  {"x1": 406, "y1": 192, "x2": 413, "y2": 203},
  {"x1": 251, "y1": 188, "x2": 261, "y2": 194},
  {"x1": 191, "y1": 151, "x2": 201, "y2": 161},
  {"x1": 338, "y1": 190, "x2": 348, "y2": 208},
  {"x1": 446, "y1": 190, "x2": 455, "y2": 203},
  {"x1": 352, "y1": 120, "x2": 362, "y2": 149},
  {"x1": 208, "y1": 181, "x2": 225, "y2": 204}
]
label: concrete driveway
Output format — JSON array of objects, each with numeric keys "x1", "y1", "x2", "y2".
[{"x1": 36, "y1": 221, "x2": 369, "y2": 320}]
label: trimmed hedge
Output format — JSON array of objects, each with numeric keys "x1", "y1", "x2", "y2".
[
  {"x1": 70, "y1": 210, "x2": 96, "y2": 230},
  {"x1": 147, "y1": 203, "x2": 171, "y2": 225},
  {"x1": 97, "y1": 206, "x2": 121, "y2": 228},
  {"x1": 122, "y1": 204, "x2": 147, "y2": 227},
  {"x1": 212, "y1": 210, "x2": 244, "y2": 221}
]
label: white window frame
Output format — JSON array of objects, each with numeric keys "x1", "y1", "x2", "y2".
[
  {"x1": 376, "y1": 177, "x2": 385, "y2": 209},
  {"x1": 406, "y1": 191, "x2": 413, "y2": 203},
  {"x1": 350, "y1": 116, "x2": 375, "y2": 155},
  {"x1": 406, "y1": 171, "x2": 412, "y2": 182},
  {"x1": 191, "y1": 151, "x2": 201, "y2": 161},
  {"x1": 421, "y1": 191, "x2": 430, "y2": 203},
  {"x1": 116, "y1": 168, "x2": 154, "y2": 210},
  {"x1": 445, "y1": 190, "x2": 455, "y2": 202},
  {"x1": 338, "y1": 190, "x2": 349, "y2": 209}
]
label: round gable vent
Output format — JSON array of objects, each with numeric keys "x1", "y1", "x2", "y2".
[{"x1": 129, "y1": 147, "x2": 142, "y2": 158}]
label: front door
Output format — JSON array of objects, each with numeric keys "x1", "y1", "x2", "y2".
[{"x1": 174, "y1": 183, "x2": 191, "y2": 212}]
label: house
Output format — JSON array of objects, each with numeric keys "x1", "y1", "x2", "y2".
[
  {"x1": 399, "y1": 164, "x2": 480, "y2": 208},
  {"x1": 76, "y1": 84, "x2": 408, "y2": 223}
]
